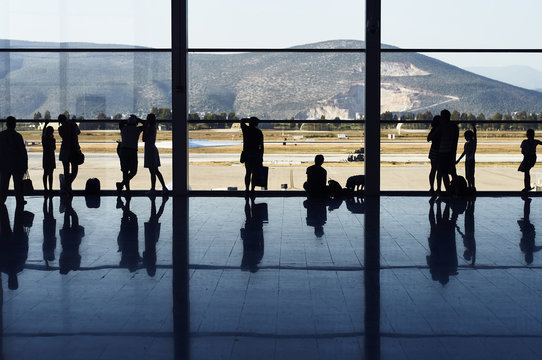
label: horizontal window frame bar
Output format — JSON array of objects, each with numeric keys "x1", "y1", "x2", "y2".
[
  {"x1": 382, "y1": 48, "x2": 542, "y2": 53},
  {"x1": 2, "y1": 48, "x2": 542, "y2": 54},
  {"x1": 188, "y1": 48, "x2": 365, "y2": 53},
  {"x1": 2, "y1": 119, "x2": 541, "y2": 125}
]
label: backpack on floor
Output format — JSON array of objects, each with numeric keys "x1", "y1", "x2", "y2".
[
  {"x1": 452, "y1": 175, "x2": 468, "y2": 196},
  {"x1": 85, "y1": 178, "x2": 101, "y2": 195}
]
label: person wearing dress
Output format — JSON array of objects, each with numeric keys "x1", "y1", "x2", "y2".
[
  {"x1": 41, "y1": 121, "x2": 56, "y2": 193},
  {"x1": 142, "y1": 113, "x2": 168, "y2": 194}
]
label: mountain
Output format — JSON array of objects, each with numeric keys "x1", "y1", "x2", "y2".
[
  {"x1": 1, "y1": 39, "x2": 542, "y2": 119},
  {"x1": 466, "y1": 65, "x2": 542, "y2": 92}
]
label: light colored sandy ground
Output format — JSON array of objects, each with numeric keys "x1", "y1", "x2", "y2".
[
  {"x1": 25, "y1": 154, "x2": 172, "y2": 191},
  {"x1": 189, "y1": 164, "x2": 530, "y2": 191},
  {"x1": 15, "y1": 153, "x2": 534, "y2": 192}
]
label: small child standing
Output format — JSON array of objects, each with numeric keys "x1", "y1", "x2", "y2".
[
  {"x1": 518, "y1": 129, "x2": 542, "y2": 192},
  {"x1": 42, "y1": 121, "x2": 56, "y2": 193},
  {"x1": 456, "y1": 123, "x2": 477, "y2": 190}
]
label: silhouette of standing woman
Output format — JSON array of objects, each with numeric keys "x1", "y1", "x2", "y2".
[
  {"x1": 240, "y1": 117, "x2": 264, "y2": 197},
  {"x1": 41, "y1": 121, "x2": 56, "y2": 193},
  {"x1": 142, "y1": 114, "x2": 168, "y2": 195},
  {"x1": 518, "y1": 129, "x2": 542, "y2": 192},
  {"x1": 427, "y1": 115, "x2": 441, "y2": 195},
  {"x1": 58, "y1": 114, "x2": 81, "y2": 193}
]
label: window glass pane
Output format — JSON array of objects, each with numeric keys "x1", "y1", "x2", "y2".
[
  {"x1": 189, "y1": 52, "x2": 364, "y2": 120},
  {"x1": 0, "y1": 50, "x2": 172, "y2": 191},
  {"x1": 382, "y1": 0, "x2": 542, "y2": 49},
  {"x1": 0, "y1": 0, "x2": 170, "y2": 48},
  {"x1": 188, "y1": 0, "x2": 365, "y2": 48},
  {"x1": 379, "y1": 52, "x2": 542, "y2": 191}
]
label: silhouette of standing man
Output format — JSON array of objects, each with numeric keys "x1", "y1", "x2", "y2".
[
  {"x1": 240, "y1": 117, "x2": 264, "y2": 197},
  {"x1": 0, "y1": 116, "x2": 28, "y2": 207},
  {"x1": 438, "y1": 109, "x2": 459, "y2": 195}
]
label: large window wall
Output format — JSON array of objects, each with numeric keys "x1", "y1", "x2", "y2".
[
  {"x1": 0, "y1": 0, "x2": 172, "y2": 191},
  {"x1": 2, "y1": 1, "x2": 542, "y2": 192}
]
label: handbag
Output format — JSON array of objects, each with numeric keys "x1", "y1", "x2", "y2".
[
  {"x1": 22, "y1": 171, "x2": 34, "y2": 195},
  {"x1": 74, "y1": 148, "x2": 85, "y2": 165}
]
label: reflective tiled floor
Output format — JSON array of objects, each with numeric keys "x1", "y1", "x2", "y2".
[{"x1": 2, "y1": 195, "x2": 542, "y2": 359}]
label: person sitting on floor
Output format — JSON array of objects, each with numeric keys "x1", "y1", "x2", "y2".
[{"x1": 303, "y1": 154, "x2": 329, "y2": 198}]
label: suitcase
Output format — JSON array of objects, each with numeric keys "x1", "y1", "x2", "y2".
[{"x1": 252, "y1": 166, "x2": 268, "y2": 190}]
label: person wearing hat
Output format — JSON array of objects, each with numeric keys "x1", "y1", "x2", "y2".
[{"x1": 117, "y1": 115, "x2": 143, "y2": 193}]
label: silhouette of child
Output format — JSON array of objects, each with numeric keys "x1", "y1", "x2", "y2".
[
  {"x1": 427, "y1": 115, "x2": 442, "y2": 194},
  {"x1": 456, "y1": 123, "x2": 477, "y2": 189},
  {"x1": 518, "y1": 129, "x2": 542, "y2": 192},
  {"x1": 41, "y1": 122, "x2": 56, "y2": 193}
]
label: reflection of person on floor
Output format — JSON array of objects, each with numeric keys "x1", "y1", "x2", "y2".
[
  {"x1": 118, "y1": 196, "x2": 140, "y2": 272},
  {"x1": 240, "y1": 199, "x2": 265, "y2": 272},
  {"x1": 518, "y1": 129, "x2": 542, "y2": 192},
  {"x1": 518, "y1": 196, "x2": 541, "y2": 264},
  {"x1": 304, "y1": 154, "x2": 329, "y2": 198},
  {"x1": 0, "y1": 204, "x2": 31, "y2": 289},
  {"x1": 144, "y1": 195, "x2": 168, "y2": 276},
  {"x1": 59, "y1": 196, "x2": 84, "y2": 274},
  {"x1": 345, "y1": 197, "x2": 365, "y2": 214},
  {"x1": 427, "y1": 198, "x2": 458, "y2": 285},
  {"x1": 42, "y1": 196, "x2": 57, "y2": 266},
  {"x1": 456, "y1": 199, "x2": 476, "y2": 266},
  {"x1": 304, "y1": 198, "x2": 327, "y2": 238},
  {"x1": 240, "y1": 117, "x2": 264, "y2": 197}
]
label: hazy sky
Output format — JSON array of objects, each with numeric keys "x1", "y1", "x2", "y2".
[{"x1": 2, "y1": 0, "x2": 542, "y2": 70}]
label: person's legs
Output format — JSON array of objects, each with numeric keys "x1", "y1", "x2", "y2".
[
  {"x1": 525, "y1": 170, "x2": 531, "y2": 190},
  {"x1": 43, "y1": 171, "x2": 48, "y2": 191},
  {"x1": 0, "y1": 172, "x2": 10, "y2": 204},
  {"x1": 149, "y1": 169, "x2": 157, "y2": 191},
  {"x1": 244, "y1": 167, "x2": 251, "y2": 193},
  {"x1": 70, "y1": 163, "x2": 78, "y2": 189},
  {"x1": 62, "y1": 160, "x2": 70, "y2": 191},
  {"x1": 429, "y1": 159, "x2": 437, "y2": 191},
  {"x1": 13, "y1": 172, "x2": 24, "y2": 206},
  {"x1": 48, "y1": 171, "x2": 53, "y2": 191}
]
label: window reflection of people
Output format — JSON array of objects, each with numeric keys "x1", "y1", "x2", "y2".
[
  {"x1": 426, "y1": 198, "x2": 458, "y2": 285},
  {"x1": 240, "y1": 199, "x2": 266, "y2": 272},
  {"x1": 304, "y1": 154, "x2": 328, "y2": 198},
  {"x1": 0, "y1": 204, "x2": 32, "y2": 289},
  {"x1": 518, "y1": 196, "x2": 541, "y2": 264},
  {"x1": 0, "y1": 116, "x2": 28, "y2": 207},
  {"x1": 240, "y1": 117, "x2": 264, "y2": 197},
  {"x1": 304, "y1": 198, "x2": 327, "y2": 238},
  {"x1": 144, "y1": 195, "x2": 168, "y2": 276},
  {"x1": 43, "y1": 196, "x2": 57, "y2": 266},
  {"x1": 118, "y1": 196, "x2": 140, "y2": 272},
  {"x1": 59, "y1": 196, "x2": 84, "y2": 274},
  {"x1": 456, "y1": 199, "x2": 476, "y2": 266}
]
